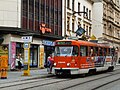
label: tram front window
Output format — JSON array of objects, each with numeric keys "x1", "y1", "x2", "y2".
[
  {"x1": 55, "y1": 46, "x2": 79, "y2": 56},
  {"x1": 55, "y1": 46, "x2": 73, "y2": 56}
]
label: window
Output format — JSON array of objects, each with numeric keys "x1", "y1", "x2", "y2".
[
  {"x1": 67, "y1": 0, "x2": 70, "y2": 9},
  {"x1": 55, "y1": 46, "x2": 78, "y2": 56},
  {"x1": 72, "y1": 46, "x2": 79, "y2": 56},
  {"x1": 72, "y1": 18, "x2": 74, "y2": 32},
  {"x1": 89, "y1": 27, "x2": 91, "y2": 36},
  {"x1": 83, "y1": 6, "x2": 85, "y2": 17},
  {"x1": 80, "y1": 46, "x2": 88, "y2": 56},
  {"x1": 89, "y1": 47, "x2": 94, "y2": 56},
  {"x1": 72, "y1": 0, "x2": 75, "y2": 11},
  {"x1": 78, "y1": 3, "x2": 80, "y2": 15},
  {"x1": 86, "y1": 26, "x2": 88, "y2": 35},
  {"x1": 99, "y1": 47, "x2": 103, "y2": 56},
  {"x1": 55, "y1": 46, "x2": 73, "y2": 56},
  {"x1": 94, "y1": 47, "x2": 98, "y2": 56},
  {"x1": 86, "y1": 8, "x2": 88, "y2": 19},
  {"x1": 67, "y1": 17, "x2": 70, "y2": 31},
  {"x1": 104, "y1": 48, "x2": 107, "y2": 56},
  {"x1": 78, "y1": 20, "x2": 81, "y2": 27},
  {"x1": 89, "y1": 10, "x2": 91, "y2": 20}
]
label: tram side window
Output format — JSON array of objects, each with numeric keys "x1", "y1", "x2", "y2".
[
  {"x1": 108, "y1": 48, "x2": 111, "y2": 56},
  {"x1": 72, "y1": 46, "x2": 79, "y2": 56},
  {"x1": 99, "y1": 47, "x2": 103, "y2": 56},
  {"x1": 89, "y1": 47, "x2": 94, "y2": 56},
  {"x1": 104, "y1": 48, "x2": 107, "y2": 56},
  {"x1": 80, "y1": 46, "x2": 88, "y2": 56},
  {"x1": 94, "y1": 47, "x2": 98, "y2": 56}
]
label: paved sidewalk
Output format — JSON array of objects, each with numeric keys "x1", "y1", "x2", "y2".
[{"x1": 0, "y1": 68, "x2": 53, "y2": 84}]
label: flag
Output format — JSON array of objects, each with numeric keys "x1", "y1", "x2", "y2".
[{"x1": 75, "y1": 27, "x2": 86, "y2": 36}]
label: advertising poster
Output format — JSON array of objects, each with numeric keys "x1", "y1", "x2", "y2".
[
  {"x1": 10, "y1": 42, "x2": 16, "y2": 70},
  {"x1": 39, "y1": 45, "x2": 44, "y2": 68}
]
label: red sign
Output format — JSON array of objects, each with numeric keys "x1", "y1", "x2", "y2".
[{"x1": 40, "y1": 24, "x2": 51, "y2": 34}]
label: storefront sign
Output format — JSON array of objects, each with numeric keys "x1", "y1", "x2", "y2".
[
  {"x1": 21, "y1": 36, "x2": 33, "y2": 42},
  {"x1": 40, "y1": 24, "x2": 51, "y2": 34},
  {"x1": 43, "y1": 40, "x2": 55, "y2": 46}
]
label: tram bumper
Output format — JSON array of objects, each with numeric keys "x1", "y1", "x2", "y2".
[{"x1": 54, "y1": 68, "x2": 79, "y2": 75}]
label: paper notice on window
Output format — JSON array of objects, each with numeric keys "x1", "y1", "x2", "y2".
[{"x1": 24, "y1": 49, "x2": 29, "y2": 63}]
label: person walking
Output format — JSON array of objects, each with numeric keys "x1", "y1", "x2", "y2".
[
  {"x1": 16, "y1": 55, "x2": 22, "y2": 71},
  {"x1": 47, "y1": 54, "x2": 54, "y2": 74}
]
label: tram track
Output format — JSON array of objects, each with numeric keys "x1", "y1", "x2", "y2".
[
  {"x1": 0, "y1": 75, "x2": 72, "y2": 90},
  {"x1": 16, "y1": 70, "x2": 120, "y2": 90},
  {"x1": 0, "y1": 69, "x2": 120, "y2": 90},
  {"x1": 91, "y1": 77, "x2": 120, "y2": 90},
  {"x1": 0, "y1": 76, "x2": 55, "y2": 89},
  {"x1": 60, "y1": 70, "x2": 120, "y2": 90}
]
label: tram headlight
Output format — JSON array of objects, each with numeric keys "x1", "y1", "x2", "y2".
[
  {"x1": 67, "y1": 63, "x2": 70, "y2": 67},
  {"x1": 54, "y1": 63, "x2": 57, "y2": 66}
]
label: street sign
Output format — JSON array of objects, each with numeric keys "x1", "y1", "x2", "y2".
[
  {"x1": 21, "y1": 36, "x2": 33, "y2": 42},
  {"x1": 24, "y1": 43, "x2": 30, "y2": 48}
]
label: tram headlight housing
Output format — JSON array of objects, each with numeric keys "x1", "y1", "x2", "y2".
[
  {"x1": 54, "y1": 63, "x2": 57, "y2": 66},
  {"x1": 67, "y1": 63, "x2": 70, "y2": 67}
]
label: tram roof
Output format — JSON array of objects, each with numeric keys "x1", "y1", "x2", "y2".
[{"x1": 55, "y1": 39, "x2": 110, "y2": 48}]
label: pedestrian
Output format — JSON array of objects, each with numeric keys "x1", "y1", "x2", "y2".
[
  {"x1": 47, "y1": 54, "x2": 54, "y2": 74},
  {"x1": 16, "y1": 55, "x2": 22, "y2": 71}
]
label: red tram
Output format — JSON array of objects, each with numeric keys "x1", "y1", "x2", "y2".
[{"x1": 53, "y1": 39, "x2": 115, "y2": 75}]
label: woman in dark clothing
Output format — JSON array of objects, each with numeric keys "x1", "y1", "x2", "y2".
[{"x1": 16, "y1": 56, "x2": 22, "y2": 71}]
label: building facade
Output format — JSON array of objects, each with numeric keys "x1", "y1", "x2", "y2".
[
  {"x1": 62, "y1": 0, "x2": 93, "y2": 38},
  {"x1": 92, "y1": 0, "x2": 120, "y2": 63},
  {"x1": 0, "y1": 0, "x2": 62, "y2": 70}
]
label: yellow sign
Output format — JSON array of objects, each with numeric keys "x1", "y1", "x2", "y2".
[
  {"x1": 0, "y1": 45, "x2": 8, "y2": 56},
  {"x1": 39, "y1": 45, "x2": 44, "y2": 68},
  {"x1": 90, "y1": 34, "x2": 96, "y2": 40}
]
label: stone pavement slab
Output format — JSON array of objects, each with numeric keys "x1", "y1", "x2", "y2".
[{"x1": 0, "y1": 68, "x2": 53, "y2": 84}]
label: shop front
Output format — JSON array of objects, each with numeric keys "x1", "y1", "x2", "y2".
[{"x1": 42, "y1": 40, "x2": 55, "y2": 64}]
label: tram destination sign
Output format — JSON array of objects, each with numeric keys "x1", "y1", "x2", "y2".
[{"x1": 56, "y1": 41, "x2": 71, "y2": 45}]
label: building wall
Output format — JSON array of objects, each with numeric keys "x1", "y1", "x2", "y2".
[
  {"x1": 64, "y1": 0, "x2": 93, "y2": 37},
  {"x1": 21, "y1": 0, "x2": 62, "y2": 36},
  {"x1": 0, "y1": 0, "x2": 62, "y2": 69},
  {"x1": 92, "y1": 0, "x2": 120, "y2": 63},
  {"x1": 0, "y1": 0, "x2": 21, "y2": 27},
  {"x1": 92, "y1": 1, "x2": 103, "y2": 38}
]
